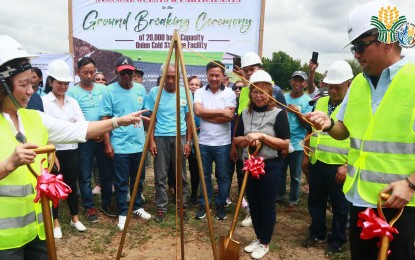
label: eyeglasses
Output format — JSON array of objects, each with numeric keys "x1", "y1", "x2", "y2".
[
  {"x1": 15, "y1": 132, "x2": 27, "y2": 144},
  {"x1": 251, "y1": 91, "x2": 267, "y2": 97},
  {"x1": 350, "y1": 39, "x2": 378, "y2": 55},
  {"x1": 119, "y1": 70, "x2": 133, "y2": 76},
  {"x1": 232, "y1": 86, "x2": 243, "y2": 91}
]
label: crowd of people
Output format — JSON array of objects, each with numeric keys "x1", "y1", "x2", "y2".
[{"x1": 1, "y1": 1, "x2": 415, "y2": 259}]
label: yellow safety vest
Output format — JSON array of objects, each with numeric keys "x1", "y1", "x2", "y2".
[
  {"x1": 0, "y1": 109, "x2": 48, "y2": 249},
  {"x1": 309, "y1": 96, "x2": 349, "y2": 165},
  {"x1": 343, "y1": 64, "x2": 415, "y2": 205}
]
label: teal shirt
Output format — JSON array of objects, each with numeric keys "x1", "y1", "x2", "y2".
[
  {"x1": 284, "y1": 93, "x2": 312, "y2": 151},
  {"x1": 99, "y1": 82, "x2": 147, "y2": 154},
  {"x1": 67, "y1": 83, "x2": 108, "y2": 121},
  {"x1": 145, "y1": 86, "x2": 190, "y2": 136}
]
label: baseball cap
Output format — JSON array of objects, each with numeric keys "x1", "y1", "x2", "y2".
[
  {"x1": 292, "y1": 71, "x2": 308, "y2": 80},
  {"x1": 134, "y1": 67, "x2": 144, "y2": 76},
  {"x1": 116, "y1": 56, "x2": 135, "y2": 72},
  {"x1": 309, "y1": 88, "x2": 329, "y2": 106}
]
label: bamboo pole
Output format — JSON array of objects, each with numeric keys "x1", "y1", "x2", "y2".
[
  {"x1": 258, "y1": 0, "x2": 266, "y2": 58},
  {"x1": 175, "y1": 31, "x2": 219, "y2": 260},
  {"x1": 67, "y1": 0, "x2": 75, "y2": 81},
  {"x1": 116, "y1": 30, "x2": 176, "y2": 260}
]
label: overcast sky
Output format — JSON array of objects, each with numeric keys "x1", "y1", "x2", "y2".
[{"x1": 1, "y1": 0, "x2": 414, "y2": 73}]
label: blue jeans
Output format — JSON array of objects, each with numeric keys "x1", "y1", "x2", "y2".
[
  {"x1": 308, "y1": 161, "x2": 349, "y2": 247},
  {"x1": 199, "y1": 144, "x2": 231, "y2": 206},
  {"x1": 113, "y1": 152, "x2": 145, "y2": 216},
  {"x1": 246, "y1": 159, "x2": 282, "y2": 244},
  {"x1": 277, "y1": 151, "x2": 303, "y2": 204},
  {"x1": 78, "y1": 140, "x2": 114, "y2": 209}
]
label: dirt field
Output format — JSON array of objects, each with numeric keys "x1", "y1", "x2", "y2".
[{"x1": 55, "y1": 167, "x2": 351, "y2": 260}]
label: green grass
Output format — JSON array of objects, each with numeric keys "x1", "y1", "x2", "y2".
[{"x1": 108, "y1": 49, "x2": 223, "y2": 65}]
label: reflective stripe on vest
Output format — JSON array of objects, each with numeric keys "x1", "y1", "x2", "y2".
[
  {"x1": 309, "y1": 96, "x2": 350, "y2": 165},
  {"x1": 351, "y1": 137, "x2": 415, "y2": 154},
  {"x1": 343, "y1": 64, "x2": 415, "y2": 205},
  {"x1": 0, "y1": 184, "x2": 33, "y2": 197},
  {"x1": 0, "y1": 109, "x2": 48, "y2": 250}
]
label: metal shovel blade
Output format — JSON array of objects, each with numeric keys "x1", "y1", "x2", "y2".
[{"x1": 218, "y1": 235, "x2": 240, "y2": 260}]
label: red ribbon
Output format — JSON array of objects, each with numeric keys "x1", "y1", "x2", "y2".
[
  {"x1": 243, "y1": 156, "x2": 265, "y2": 179},
  {"x1": 357, "y1": 208, "x2": 399, "y2": 255},
  {"x1": 33, "y1": 160, "x2": 72, "y2": 208}
]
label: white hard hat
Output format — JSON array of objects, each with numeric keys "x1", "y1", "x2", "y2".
[
  {"x1": 241, "y1": 52, "x2": 262, "y2": 68},
  {"x1": 0, "y1": 35, "x2": 37, "y2": 67},
  {"x1": 250, "y1": 70, "x2": 272, "y2": 85},
  {"x1": 346, "y1": 0, "x2": 394, "y2": 46},
  {"x1": 47, "y1": 60, "x2": 73, "y2": 82},
  {"x1": 323, "y1": 60, "x2": 354, "y2": 84}
]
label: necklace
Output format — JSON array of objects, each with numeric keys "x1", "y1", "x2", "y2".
[{"x1": 249, "y1": 111, "x2": 266, "y2": 133}]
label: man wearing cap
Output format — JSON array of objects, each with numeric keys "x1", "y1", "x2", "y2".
[
  {"x1": 306, "y1": 1, "x2": 415, "y2": 259},
  {"x1": 100, "y1": 56, "x2": 151, "y2": 230},
  {"x1": 276, "y1": 71, "x2": 312, "y2": 209},
  {"x1": 302, "y1": 60, "x2": 353, "y2": 254}
]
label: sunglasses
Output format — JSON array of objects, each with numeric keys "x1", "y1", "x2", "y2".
[
  {"x1": 95, "y1": 78, "x2": 106, "y2": 81},
  {"x1": 119, "y1": 70, "x2": 133, "y2": 76},
  {"x1": 350, "y1": 39, "x2": 378, "y2": 55},
  {"x1": 16, "y1": 132, "x2": 27, "y2": 144},
  {"x1": 232, "y1": 86, "x2": 243, "y2": 91}
]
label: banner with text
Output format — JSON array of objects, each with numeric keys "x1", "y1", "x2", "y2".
[{"x1": 72, "y1": 0, "x2": 262, "y2": 90}]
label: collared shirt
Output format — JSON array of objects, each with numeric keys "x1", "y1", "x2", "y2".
[
  {"x1": 145, "y1": 86, "x2": 191, "y2": 136},
  {"x1": 42, "y1": 92, "x2": 86, "y2": 150},
  {"x1": 336, "y1": 57, "x2": 410, "y2": 208},
  {"x1": 194, "y1": 84, "x2": 236, "y2": 146}
]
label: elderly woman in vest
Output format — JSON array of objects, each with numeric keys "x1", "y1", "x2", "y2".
[
  {"x1": 0, "y1": 35, "x2": 146, "y2": 259},
  {"x1": 233, "y1": 70, "x2": 290, "y2": 259}
]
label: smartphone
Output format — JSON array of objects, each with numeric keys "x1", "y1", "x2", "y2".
[
  {"x1": 311, "y1": 52, "x2": 319, "y2": 64},
  {"x1": 233, "y1": 57, "x2": 241, "y2": 69}
]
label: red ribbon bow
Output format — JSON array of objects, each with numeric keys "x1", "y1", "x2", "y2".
[
  {"x1": 33, "y1": 160, "x2": 72, "y2": 208},
  {"x1": 357, "y1": 208, "x2": 399, "y2": 255},
  {"x1": 243, "y1": 156, "x2": 265, "y2": 179}
]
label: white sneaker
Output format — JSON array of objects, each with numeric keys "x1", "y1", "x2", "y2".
[
  {"x1": 118, "y1": 215, "x2": 126, "y2": 231},
  {"x1": 241, "y1": 214, "x2": 252, "y2": 227},
  {"x1": 251, "y1": 244, "x2": 269, "y2": 259},
  {"x1": 70, "y1": 220, "x2": 86, "y2": 232},
  {"x1": 92, "y1": 186, "x2": 101, "y2": 195},
  {"x1": 133, "y1": 208, "x2": 151, "y2": 220},
  {"x1": 244, "y1": 239, "x2": 260, "y2": 253},
  {"x1": 54, "y1": 227, "x2": 62, "y2": 239}
]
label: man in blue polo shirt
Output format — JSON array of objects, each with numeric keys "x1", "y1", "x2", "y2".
[
  {"x1": 67, "y1": 57, "x2": 116, "y2": 223},
  {"x1": 146, "y1": 64, "x2": 192, "y2": 223},
  {"x1": 100, "y1": 56, "x2": 151, "y2": 230}
]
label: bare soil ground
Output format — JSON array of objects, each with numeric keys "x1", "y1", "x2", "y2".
[{"x1": 56, "y1": 167, "x2": 351, "y2": 260}]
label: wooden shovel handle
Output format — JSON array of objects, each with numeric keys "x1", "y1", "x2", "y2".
[{"x1": 32, "y1": 145, "x2": 56, "y2": 154}]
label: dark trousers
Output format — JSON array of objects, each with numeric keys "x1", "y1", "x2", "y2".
[
  {"x1": 53, "y1": 149, "x2": 79, "y2": 219},
  {"x1": 308, "y1": 161, "x2": 349, "y2": 247},
  {"x1": 350, "y1": 205, "x2": 415, "y2": 260},
  {"x1": 0, "y1": 236, "x2": 47, "y2": 260},
  {"x1": 188, "y1": 149, "x2": 200, "y2": 198},
  {"x1": 246, "y1": 159, "x2": 282, "y2": 244}
]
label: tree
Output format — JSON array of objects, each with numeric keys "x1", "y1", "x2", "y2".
[
  {"x1": 346, "y1": 59, "x2": 362, "y2": 77},
  {"x1": 262, "y1": 51, "x2": 323, "y2": 90}
]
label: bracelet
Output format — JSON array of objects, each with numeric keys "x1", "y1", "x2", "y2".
[
  {"x1": 261, "y1": 133, "x2": 267, "y2": 140},
  {"x1": 185, "y1": 141, "x2": 192, "y2": 145},
  {"x1": 112, "y1": 117, "x2": 119, "y2": 128},
  {"x1": 405, "y1": 177, "x2": 415, "y2": 191},
  {"x1": 323, "y1": 118, "x2": 335, "y2": 132}
]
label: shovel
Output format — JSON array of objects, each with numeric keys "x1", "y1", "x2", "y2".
[{"x1": 218, "y1": 142, "x2": 262, "y2": 260}]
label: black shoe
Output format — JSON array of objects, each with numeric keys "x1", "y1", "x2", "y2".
[
  {"x1": 101, "y1": 205, "x2": 118, "y2": 218},
  {"x1": 190, "y1": 196, "x2": 199, "y2": 206},
  {"x1": 85, "y1": 208, "x2": 98, "y2": 223},
  {"x1": 302, "y1": 237, "x2": 326, "y2": 248},
  {"x1": 326, "y1": 244, "x2": 342, "y2": 254},
  {"x1": 216, "y1": 205, "x2": 227, "y2": 220},
  {"x1": 155, "y1": 211, "x2": 165, "y2": 223},
  {"x1": 195, "y1": 205, "x2": 206, "y2": 219}
]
